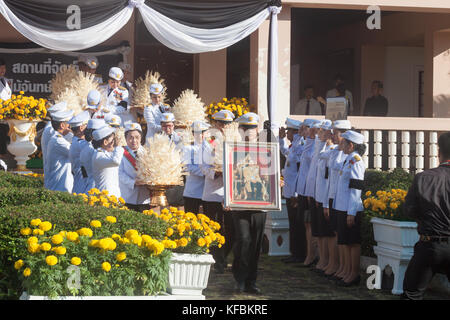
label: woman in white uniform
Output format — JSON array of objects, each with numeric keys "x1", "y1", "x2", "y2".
[
  {"x1": 68, "y1": 111, "x2": 90, "y2": 194},
  {"x1": 118, "y1": 122, "x2": 149, "y2": 212},
  {"x1": 91, "y1": 126, "x2": 124, "y2": 198}
]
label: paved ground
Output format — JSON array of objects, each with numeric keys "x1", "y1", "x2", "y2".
[{"x1": 204, "y1": 254, "x2": 450, "y2": 300}]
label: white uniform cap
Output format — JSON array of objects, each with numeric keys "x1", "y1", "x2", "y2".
[
  {"x1": 124, "y1": 122, "x2": 142, "y2": 133},
  {"x1": 87, "y1": 119, "x2": 106, "y2": 130},
  {"x1": 108, "y1": 67, "x2": 124, "y2": 81},
  {"x1": 78, "y1": 56, "x2": 98, "y2": 69},
  {"x1": 51, "y1": 109, "x2": 74, "y2": 122},
  {"x1": 212, "y1": 110, "x2": 234, "y2": 122},
  {"x1": 285, "y1": 118, "x2": 302, "y2": 129},
  {"x1": 118, "y1": 62, "x2": 131, "y2": 72},
  {"x1": 342, "y1": 130, "x2": 365, "y2": 145},
  {"x1": 48, "y1": 101, "x2": 67, "y2": 115},
  {"x1": 160, "y1": 112, "x2": 175, "y2": 123},
  {"x1": 87, "y1": 90, "x2": 101, "y2": 109},
  {"x1": 93, "y1": 126, "x2": 116, "y2": 141},
  {"x1": 321, "y1": 119, "x2": 333, "y2": 130},
  {"x1": 333, "y1": 120, "x2": 352, "y2": 130},
  {"x1": 310, "y1": 119, "x2": 323, "y2": 129},
  {"x1": 68, "y1": 111, "x2": 90, "y2": 128},
  {"x1": 302, "y1": 118, "x2": 315, "y2": 128},
  {"x1": 149, "y1": 83, "x2": 164, "y2": 95},
  {"x1": 191, "y1": 120, "x2": 211, "y2": 131},
  {"x1": 236, "y1": 112, "x2": 259, "y2": 126},
  {"x1": 104, "y1": 114, "x2": 122, "y2": 127}
]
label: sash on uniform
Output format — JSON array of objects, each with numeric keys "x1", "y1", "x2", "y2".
[{"x1": 123, "y1": 146, "x2": 137, "y2": 171}]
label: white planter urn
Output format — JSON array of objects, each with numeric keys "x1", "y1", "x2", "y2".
[
  {"x1": 167, "y1": 253, "x2": 215, "y2": 299},
  {"x1": 6, "y1": 119, "x2": 37, "y2": 171},
  {"x1": 371, "y1": 217, "x2": 420, "y2": 295},
  {"x1": 264, "y1": 199, "x2": 290, "y2": 256}
]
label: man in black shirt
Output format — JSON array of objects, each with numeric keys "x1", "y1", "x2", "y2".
[
  {"x1": 363, "y1": 80, "x2": 388, "y2": 116},
  {"x1": 402, "y1": 132, "x2": 450, "y2": 300}
]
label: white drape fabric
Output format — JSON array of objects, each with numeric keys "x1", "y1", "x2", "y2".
[
  {"x1": 137, "y1": 5, "x2": 272, "y2": 54},
  {"x1": 268, "y1": 6, "x2": 281, "y2": 133},
  {"x1": 0, "y1": 0, "x2": 133, "y2": 51}
]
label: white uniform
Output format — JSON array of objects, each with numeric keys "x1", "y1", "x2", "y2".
[
  {"x1": 304, "y1": 138, "x2": 326, "y2": 199},
  {"x1": 46, "y1": 133, "x2": 73, "y2": 193},
  {"x1": 70, "y1": 137, "x2": 89, "y2": 194},
  {"x1": 119, "y1": 146, "x2": 149, "y2": 205},
  {"x1": 323, "y1": 147, "x2": 347, "y2": 209},
  {"x1": 201, "y1": 139, "x2": 224, "y2": 203},
  {"x1": 295, "y1": 137, "x2": 315, "y2": 196},
  {"x1": 143, "y1": 103, "x2": 170, "y2": 141},
  {"x1": 99, "y1": 84, "x2": 135, "y2": 124},
  {"x1": 0, "y1": 77, "x2": 12, "y2": 101},
  {"x1": 79, "y1": 142, "x2": 96, "y2": 193},
  {"x1": 183, "y1": 143, "x2": 205, "y2": 200},
  {"x1": 333, "y1": 151, "x2": 365, "y2": 216},
  {"x1": 91, "y1": 147, "x2": 124, "y2": 198},
  {"x1": 42, "y1": 122, "x2": 54, "y2": 188},
  {"x1": 281, "y1": 136, "x2": 304, "y2": 198},
  {"x1": 315, "y1": 144, "x2": 335, "y2": 205}
]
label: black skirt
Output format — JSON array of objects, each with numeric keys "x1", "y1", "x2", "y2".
[{"x1": 336, "y1": 209, "x2": 362, "y2": 245}]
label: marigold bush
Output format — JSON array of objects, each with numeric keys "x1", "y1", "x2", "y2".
[
  {"x1": 205, "y1": 97, "x2": 251, "y2": 120},
  {"x1": 0, "y1": 91, "x2": 48, "y2": 120}
]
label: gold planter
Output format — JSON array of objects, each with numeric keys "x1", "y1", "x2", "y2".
[{"x1": 146, "y1": 185, "x2": 176, "y2": 208}]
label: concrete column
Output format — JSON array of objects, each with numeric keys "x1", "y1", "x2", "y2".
[
  {"x1": 432, "y1": 29, "x2": 450, "y2": 118},
  {"x1": 250, "y1": 7, "x2": 291, "y2": 127},
  {"x1": 193, "y1": 49, "x2": 227, "y2": 106}
]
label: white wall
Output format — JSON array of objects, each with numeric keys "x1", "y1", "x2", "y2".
[{"x1": 383, "y1": 46, "x2": 424, "y2": 117}]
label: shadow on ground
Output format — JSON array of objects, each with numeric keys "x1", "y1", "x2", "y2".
[{"x1": 204, "y1": 254, "x2": 450, "y2": 300}]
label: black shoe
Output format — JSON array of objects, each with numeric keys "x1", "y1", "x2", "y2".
[
  {"x1": 244, "y1": 284, "x2": 261, "y2": 295},
  {"x1": 338, "y1": 276, "x2": 361, "y2": 287},
  {"x1": 234, "y1": 281, "x2": 245, "y2": 293}
]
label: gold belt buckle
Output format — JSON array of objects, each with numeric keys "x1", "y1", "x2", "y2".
[{"x1": 421, "y1": 235, "x2": 431, "y2": 241}]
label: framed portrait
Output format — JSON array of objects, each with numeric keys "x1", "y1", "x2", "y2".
[
  {"x1": 325, "y1": 97, "x2": 348, "y2": 121},
  {"x1": 223, "y1": 141, "x2": 281, "y2": 211}
]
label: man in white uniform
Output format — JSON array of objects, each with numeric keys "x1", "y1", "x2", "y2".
[
  {"x1": 68, "y1": 111, "x2": 90, "y2": 194},
  {"x1": 159, "y1": 112, "x2": 182, "y2": 148},
  {"x1": 143, "y1": 83, "x2": 170, "y2": 141},
  {"x1": 119, "y1": 122, "x2": 149, "y2": 212},
  {"x1": 78, "y1": 55, "x2": 102, "y2": 83},
  {"x1": 99, "y1": 67, "x2": 132, "y2": 120},
  {"x1": 46, "y1": 110, "x2": 74, "y2": 192}
]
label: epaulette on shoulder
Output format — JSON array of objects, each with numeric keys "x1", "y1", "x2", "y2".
[
  {"x1": 119, "y1": 86, "x2": 126, "y2": 91},
  {"x1": 353, "y1": 154, "x2": 361, "y2": 162},
  {"x1": 330, "y1": 146, "x2": 336, "y2": 150}
]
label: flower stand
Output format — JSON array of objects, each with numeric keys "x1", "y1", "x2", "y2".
[
  {"x1": 371, "y1": 217, "x2": 420, "y2": 295},
  {"x1": 264, "y1": 199, "x2": 290, "y2": 256},
  {"x1": 7, "y1": 120, "x2": 37, "y2": 172},
  {"x1": 167, "y1": 253, "x2": 215, "y2": 300}
]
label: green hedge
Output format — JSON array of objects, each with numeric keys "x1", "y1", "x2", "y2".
[
  {"x1": 360, "y1": 168, "x2": 415, "y2": 257},
  {"x1": 0, "y1": 202, "x2": 169, "y2": 299},
  {"x1": 0, "y1": 187, "x2": 84, "y2": 208},
  {"x1": 0, "y1": 171, "x2": 44, "y2": 189}
]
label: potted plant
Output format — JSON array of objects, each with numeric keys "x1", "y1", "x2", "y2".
[
  {"x1": 143, "y1": 207, "x2": 224, "y2": 298},
  {"x1": 364, "y1": 189, "x2": 419, "y2": 294},
  {"x1": 0, "y1": 91, "x2": 48, "y2": 171}
]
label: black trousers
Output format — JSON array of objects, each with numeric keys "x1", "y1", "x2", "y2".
[
  {"x1": 231, "y1": 210, "x2": 267, "y2": 285},
  {"x1": 402, "y1": 240, "x2": 450, "y2": 300},
  {"x1": 203, "y1": 201, "x2": 234, "y2": 269},
  {"x1": 126, "y1": 203, "x2": 149, "y2": 213},
  {"x1": 286, "y1": 198, "x2": 306, "y2": 259},
  {"x1": 183, "y1": 196, "x2": 203, "y2": 214}
]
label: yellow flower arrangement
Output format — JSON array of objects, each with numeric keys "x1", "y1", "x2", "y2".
[
  {"x1": 205, "y1": 97, "x2": 251, "y2": 121},
  {"x1": 364, "y1": 188, "x2": 409, "y2": 221},
  {"x1": 0, "y1": 91, "x2": 48, "y2": 121},
  {"x1": 75, "y1": 189, "x2": 127, "y2": 210}
]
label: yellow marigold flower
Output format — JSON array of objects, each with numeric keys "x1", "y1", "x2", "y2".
[
  {"x1": 105, "y1": 216, "x2": 117, "y2": 223},
  {"x1": 118, "y1": 197, "x2": 125, "y2": 204},
  {"x1": 59, "y1": 231, "x2": 67, "y2": 238},
  {"x1": 45, "y1": 255, "x2": 58, "y2": 266},
  {"x1": 53, "y1": 246, "x2": 66, "y2": 255},
  {"x1": 89, "y1": 239, "x2": 99, "y2": 247},
  {"x1": 162, "y1": 239, "x2": 177, "y2": 249},
  {"x1": 365, "y1": 191, "x2": 372, "y2": 197},
  {"x1": 90, "y1": 220, "x2": 102, "y2": 228},
  {"x1": 38, "y1": 221, "x2": 52, "y2": 232},
  {"x1": 67, "y1": 231, "x2": 79, "y2": 242},
  {"x1": 14, "y1": 259, "x2": 24, "y2": 270},
  {"x1": 116, "y1": 252, "x2": 127, "y2": 262},
  {"x1": 197, "y1": 238, "x2": 206, "y2": 247},
  {"x1": 23, "y1": 268, "x2": 31, "y2": 277},
  {"x1": 166, "y1": 228, "x2": 174, "y2": 237},
  {"x1": 40, "y1": 242, "x2": 51, "y2": 251},
  {"x1": 27, "y1": 236, "x2": 38, "y2": 245},
  {"x1": 102, "y1": 262, "x2": 111, "y2": 272},
  {"x1": 178, "y1": 238, "x2": 188, "y2": 247},
  {"x1": 142, "y1": 234, "x2": 152, "y2": 244},
  {"x1": 111, "y1": 234, "x2": 121, "y2": 241},
  {"x1": 77, "y1": 228, "x2": 93, "y2": 237},
  {"x1": 125, "y1": 229, "x2": 139, "y2": 239},
  {"x1": 33, "y1": 228, "x2": 44, "y2": 236},
  {"x1": 20, "y1": 227, "x2": 32, "y2": 236},
  {"x1": 390, "y1": 202, "x2": 398, "y2": 210},
  {"x1": 71, "y1": 257, "x2": 81, "y2": 266},
  {"x1": 130, "y1": 234, "x2": 142, "y2": 246},
  {"x1": 51, "y1": 234, "x2": 64, "y2": 245},
  {"x1": 28, "y1": 243, "x2": 40, "y2": 254},
  {"x1": 101, "y1": 190, "x2": 109, "y2": 196}
]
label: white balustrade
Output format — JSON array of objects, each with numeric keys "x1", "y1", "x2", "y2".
[
  {"x1": 429, "y1": 132, "x2": 439, "y2": 169},
  {"x1": 401, "y1": 131, "x2": 410, "y2": 172},
  {"x1": 374, "y1": 130, "x2": 382, "y2": 171},
  {"x1": 362, "y1": 130, "x2": 369, "y2": 168},
  {"x1": 388, "y1": 131, "x2": 397, "y2": 171},
  {"x1": 416, "y1": 131, "x2": 424, "y2": 174}
]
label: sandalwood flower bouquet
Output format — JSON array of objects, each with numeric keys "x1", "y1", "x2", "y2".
[
  {"x1": 143, "y1": 207, "x2": 225, "y2": 255},
  {"x1": 0, "y1": 91, "x2": 48, "y2": 121},
  {"x1": 205, "y1": 97, "x2": 250, "y2": 121},
  {"x1": 363, "y1": 189, "x2": 411, "y2": 221},
  {"x1": 15, "y1": 216, "x2": 172, "y2": 298}
]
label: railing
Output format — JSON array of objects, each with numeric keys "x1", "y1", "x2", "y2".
[{"x1": 289, "y1": 116, "x2": 450, "y2": 173}]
